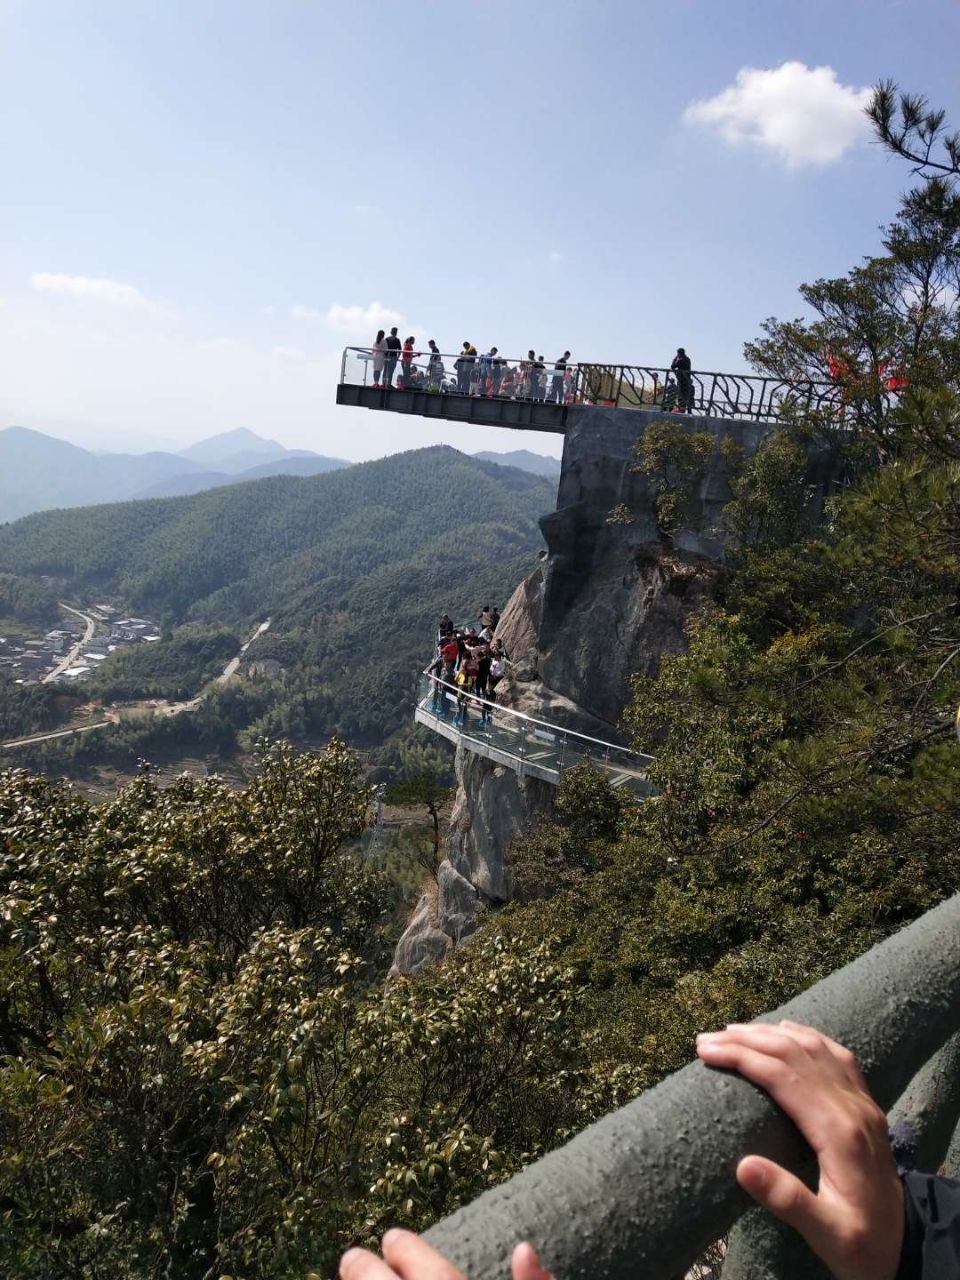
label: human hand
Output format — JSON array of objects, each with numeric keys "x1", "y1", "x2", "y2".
[
  {"x1": 696, "y1": 1020, "x2": 903, "y2": 1280},
  {"x1": 340, "y1": 1228, "x2": 552, "y2": 1280}
]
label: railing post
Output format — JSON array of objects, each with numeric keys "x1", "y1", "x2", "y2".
[
  {"x1": 888, "y1": 1030, "x2": 960, "y2": 1175},
  {"x1": 943, "y1": 1113, "x2": 960, "y2": 1179},
  {"x1": 558, "y1": 732, "x2": 566, "y2": 778}
]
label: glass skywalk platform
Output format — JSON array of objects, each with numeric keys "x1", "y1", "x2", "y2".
[{"x1": 414, "y1": 673, "x2": 651, "y2": 798}]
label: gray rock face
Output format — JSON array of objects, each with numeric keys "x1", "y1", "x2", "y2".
[
  {"x1": 537, "y1": 407, "x2": 757, "y2": 725},
  {"x1": 392, "y1": 743, "x2": 555, "y2": 975},
  {"x1": 447, "y1": 745, "x2": 554, "y2": 901},
  {"x1": 390, "y1": 894, "x2": 451, "y2": 975},
  {"x1": 495, "y1": 567, "x2": 543, "y2": 679},
  {"x1": 436, "y1": 859, "x2": 479, "y2": 943},
  {"x1": 392, "y1": 404, "x2": 839, "y2": 974}
]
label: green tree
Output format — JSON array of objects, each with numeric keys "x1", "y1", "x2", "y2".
[{"x1": 385, "y1": 770, "x2": 452, "y2": 880}]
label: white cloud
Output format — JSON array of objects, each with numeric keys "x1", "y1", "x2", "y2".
[
  {"x1": 287, "y1": 300, "x2": 412, "y2": 336},
  {"x1": 323, "y1": 301, "x2": 408, "y2": 334},
  {"x1": 290, "y1": 303, "x2": 324, "y2": 321},
  {"x1": 683, "y1": 62, "x2": 872, "y2": 168},
  {"x1": 549, "y1": 250, "x2": 565, "y2": 265},
  {"x1": 30, "y1": 271, "x2": 159, "y2": 311}
]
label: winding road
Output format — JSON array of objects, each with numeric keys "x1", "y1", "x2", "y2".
[{"x1": 42, "y1": 603, "x2": 96, "y2": 683}]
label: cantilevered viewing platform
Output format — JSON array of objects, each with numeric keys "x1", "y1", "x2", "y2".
[{"x1": 336, "y1": 345, "x2": 842, "y2": 433}]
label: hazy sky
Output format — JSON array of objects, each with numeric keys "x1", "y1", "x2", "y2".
[{"x1": 2, "y1": 0, "x2": 958, "y2": 461}]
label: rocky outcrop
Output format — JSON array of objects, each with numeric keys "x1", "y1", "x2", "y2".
[
  {"x1": 447, "y1": 747, "x2": 555, "y2": 900},
  {"x1": 495, "y1": 566, "x2": 543, "y2": 679},
  {"x1": 392, "y1": 405, "x2": 826, "y2": 974},
  {"x1": 389, "y1": 738, "x2": 556, "y2": 976},
  {"x1": 391, "y1": 892, "x2": 451, "y2": 975},
  {"x1": 536, "y1": 407, "x2": 762, "y2": 724}
]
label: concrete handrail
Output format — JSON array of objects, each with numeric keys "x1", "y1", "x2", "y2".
[{"x1": 423, "y1": 892, "x2": 960, "y2": 1280}]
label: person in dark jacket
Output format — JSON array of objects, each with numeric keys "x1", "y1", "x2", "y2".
[
  {"x1": 671, "y1": 346, "x2": 694, "y2": 413},
  {"x1": 340, "y1": 1020, "x2": 960, "y2": 1280},
  {"x1": 551, "y1": 351, "x2": 571, "y2": 403},
  {"x1": 383, "y1": 327, "x2": 402, "y2": 388}
]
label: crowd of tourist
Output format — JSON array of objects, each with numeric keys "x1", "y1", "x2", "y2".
[
  {"x1": 371, "y1": 328, "x2": 575, "y2": 402},
  {"x1": 368, "y1": 329, "x2": 699, "y2": 413},
  {"x1": 425, "y1": 606, "x2": 508, "y2": 729}
]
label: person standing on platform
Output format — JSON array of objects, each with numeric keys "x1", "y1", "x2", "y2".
[
  {"x1": 522, "y1": 350, "x2": 536, "y2": 399},
  {"x1": 372, "y1": 329, "x2": 386, "y2": 387},
  {"x1": 552, "y1": 351, "x2": 570, "y2": 403},
  {"x1": 671, "y1": 347, "x2": 694, "y2": 413},
  {"x1": 427, "y1": 340, "x2": 444, "y2": 389},
  {"x1": 456, "y1": 341, "x2": 476, "y2": 394},
  {"x1": 490, "y1": 349, "x2": 504, "y2": 395},
  {"x1": 434, "y1": 632, "x2": 459, "y2": 714},
  {"x1": 384, "y1": 328, "x2": 402, "y2": 388},
  {"x1": 401, "y1": 336, "x2": 418, "y2": 389}
]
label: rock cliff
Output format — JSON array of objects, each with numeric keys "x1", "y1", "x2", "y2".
[{"x1": 391, "y1": 406, "x2": 798, "y2": 974}]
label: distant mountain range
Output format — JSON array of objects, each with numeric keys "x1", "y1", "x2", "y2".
[
  {"x1": 0, "y1": 427, "x2": 349, "y2": 522},
  {"x1": 0, "y1": 424, "x2": 562, "y2": 522},
  {"x1": 472, "y1": 449, "x2": 561, "y2": 478}
]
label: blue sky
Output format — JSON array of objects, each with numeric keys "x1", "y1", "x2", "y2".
[{"x1": 2, "y1": 0, "x2": 958, "y2": 461}]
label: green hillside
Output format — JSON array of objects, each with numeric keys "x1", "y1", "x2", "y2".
[{"x1": 0, "y1": 447, "x2": 551, "y2": 760}]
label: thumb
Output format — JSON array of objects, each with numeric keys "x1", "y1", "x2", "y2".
[
  {"x1": 737, "y1": 1155, "x2": 824, "y2": 1242},
  {"x1": 511, "y1": 1242, "x2": 554, "y2": 1280}
]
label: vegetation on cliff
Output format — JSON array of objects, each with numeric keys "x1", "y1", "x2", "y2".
[{"x1": 502, "y1": 82, "x2": 960, "y2": 1080}]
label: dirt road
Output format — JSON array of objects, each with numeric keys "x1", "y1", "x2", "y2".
[{"x1": 217, "y1": 617, "x2": 271, "y2": 683}]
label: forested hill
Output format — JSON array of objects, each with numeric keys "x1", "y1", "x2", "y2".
[
  {"x1": 0, "y1": 446, "x2": 551, "y2": 625},
  {"x1": 0, "y1": 448, "x2": 552, "y2": 753}
]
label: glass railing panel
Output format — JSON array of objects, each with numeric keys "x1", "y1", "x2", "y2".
[
  {"x1": 341, "y1": 347, "x2": 581, "y2": 404},
  {"x1": 416, "y1": 671, "x2": 649, "y2": 795}
]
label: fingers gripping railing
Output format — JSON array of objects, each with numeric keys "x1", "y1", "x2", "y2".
[{"x1": 422, "y1": 892, "x2": 960, "y2": 1280}]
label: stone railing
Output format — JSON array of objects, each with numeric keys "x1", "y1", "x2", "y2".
[{"x1": 423, "y1": 892, "x2": 960, "y2": 1279}]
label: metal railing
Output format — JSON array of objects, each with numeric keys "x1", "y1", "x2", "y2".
[
  {"x1": 423, "y1": 891, "x2": 960, "y2": 1279},
  {"x1": 339, "y1": 347, "x2": 851, "y2": 424},
  {"x1": 415, "y1": 671, "x2": 650, "y2": 795},
  {"x1": 576, "y1": 362, "x2": 847, "y2": 422},
  {"x1": 341, "y1": 346, "x2": 577, "y2": 403}
]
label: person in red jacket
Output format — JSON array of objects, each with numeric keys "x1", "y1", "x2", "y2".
[{"x1": 400, "y1": 336, "x2": 419, "y2": 389}]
